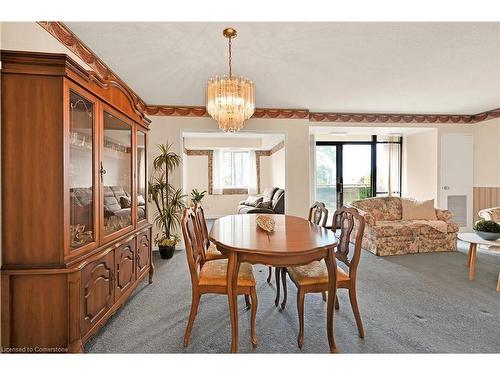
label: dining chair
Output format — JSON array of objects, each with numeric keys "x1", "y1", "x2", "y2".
[
  {"x1": 194, "y1": 203, "x2": 226, "y2": 262},
  {"x1": 308, "y1": 201, "x2": 329, "y2": 227},
  {"x1": 273, "y1": 201, "x2": 330, "y2": 307},
  {"x1": 181, "y1": 208, "x2": 258, "y2": 348},
  {"x1": 279, "y1": 206, "x2": 366, "y2": 348},
  {"x1": 194, "y1": 204, "x2": 251, "y2": 308}
]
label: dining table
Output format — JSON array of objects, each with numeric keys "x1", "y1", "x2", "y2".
[{"x1": 209, "y1": 214, "x2": 339, "y2": 353}]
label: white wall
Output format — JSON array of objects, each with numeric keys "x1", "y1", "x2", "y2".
[
  {"x1": 148, "y1": 116, "x2": 309, "y2": 237},
  {"x1": 403, "y1": 129, "x2": 438, "y2": 202},
  {"x1": 270, "y1": 147, "x2": 286, "y2": 189},
  {"x1": 473, "y1": 117, "x2": 500, "y2": 187}
]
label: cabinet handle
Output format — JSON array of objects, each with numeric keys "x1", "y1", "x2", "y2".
[
  {"x1": 109, "y1": 269, "x2": 115, "y2": 284},
  {"x1": 99, "y1": 162, "x2": 107, "y2": 182}
]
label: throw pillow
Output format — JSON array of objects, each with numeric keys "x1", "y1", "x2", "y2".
[
  {"x1": 244, "y1": 195, "x2": 264, "y2": 207},
  {"x1": 401, "y1": 198, "x2": 437, "y2": 220},
  {"x1": 120, "y1": 196, "x2": 132, "y2": 209}
]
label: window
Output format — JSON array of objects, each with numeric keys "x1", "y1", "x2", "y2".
[{"x1": 221, "y1": 151, "x2": 249, "y2": 188}]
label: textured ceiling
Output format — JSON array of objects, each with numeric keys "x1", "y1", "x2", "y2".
[{"x1": 66, "y1": 22, "x2": 500, "y2": 114}]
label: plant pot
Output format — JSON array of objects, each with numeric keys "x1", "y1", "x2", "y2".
[
  {"x1": 474, "y1": 230, "x2": 500, "y2": 241},
  {"x1": 159, "y1": 245, "x2": 175, "y2": 259}
]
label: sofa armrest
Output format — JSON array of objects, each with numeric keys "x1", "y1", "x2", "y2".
[
  {"x1": 351, "y1": 207, "x2": 376, "y2": 226},
  {"x1": 435, "y1": 208, "x2": 453, "y2": 222},
  {"x1": 245, "y1": 208, "x2": 275, "y2": 214}
]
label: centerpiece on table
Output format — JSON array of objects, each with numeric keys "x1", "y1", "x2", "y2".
[
  {"x1": 256, "y1": 215, "x2": 275, "y2": 233},
  {"x1": 473, "y1": 219, "x2": 500, "y2": 241}
]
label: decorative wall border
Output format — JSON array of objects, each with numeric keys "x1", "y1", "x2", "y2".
[
  {"x1": 146, "y1": 105, "x2": 500, "y2": 124},
  {"x1": 309, "y1": 109, "x2": 500, "y2": 124},
  {"x1": 37, "y1": 21, "x2": 148, "y2": 118},
  {"x1": 145, "y1": 105, "x2": 310, "y2": 120},
  {"x1": 40, "y1": 21, "x2": 500, "y2": 125}
]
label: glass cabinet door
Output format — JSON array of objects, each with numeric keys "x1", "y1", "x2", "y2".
[
  {"x1": 102, "y1": 111, "x2": 133, "y2": 237},
  {"x1": 69, "y1": 91, "x2": 95, "y2": 250},
  {"x1": 137, "y1": 131, "x2": 147, "y2": 223}
]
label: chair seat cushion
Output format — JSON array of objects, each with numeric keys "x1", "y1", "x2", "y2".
[
  {"x1": 205, "y1": 243, "x2": 226, "y2": 260},
  {"x1": 199, "y1": 259, "x2": 255, "y2": 287},
  {"x1": 287, "y1": 260, "x2": 349, "y2": 286}
]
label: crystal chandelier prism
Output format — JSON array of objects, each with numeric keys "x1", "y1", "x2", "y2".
[{"x1": 207, "y1": 28, "x2": 255, "y2": 133}]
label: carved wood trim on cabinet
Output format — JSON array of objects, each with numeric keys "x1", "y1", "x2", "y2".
[
  {"x1": 81, "y1": 250, "x2": 115, "y2": 335},
  {"x1": 37, "y1": 22, "x2": 148, "y2": 121},
  {"x1": 115, "y1": 239, "x2": 136, "y2": 300}
]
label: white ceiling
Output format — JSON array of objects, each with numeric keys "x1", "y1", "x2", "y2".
[{"x1": 66, "y1": 22, "x2": 500, "y2": 114}]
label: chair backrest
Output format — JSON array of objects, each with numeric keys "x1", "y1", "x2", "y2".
[
  {"x1": 181, "y1": 207, "x2": 203, "y2": 285},
  {"x1": 308, "y1": 201, "x2": 329, "y2": 227},
  {"x1": 194, "y1": 203, "x2": 210, "y2": 253},
  {"x1": 332, "y1": 206, "x2": 365, "y2": 278}
]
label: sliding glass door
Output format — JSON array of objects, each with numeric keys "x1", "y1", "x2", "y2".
[
  {"x1": 342, "y1": 145, "x2": 372, "y2": 205},
  {"x1": 315, "y1": 136, "x2": 402, "y2": 222},
  {"x1": 315, "y1": 145, "x2": 338, "y2": 215}
]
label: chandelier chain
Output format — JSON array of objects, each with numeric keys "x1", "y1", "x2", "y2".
[{"x1": 228, "y1": 36, "x2": 232, "y2": 78}]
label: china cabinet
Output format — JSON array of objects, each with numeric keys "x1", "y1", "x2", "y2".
[{"x1": 1, "y1": 50, "x2": 153, "y2": 353}]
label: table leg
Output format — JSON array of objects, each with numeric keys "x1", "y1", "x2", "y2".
[
  {"x1": 466, "y1": 243, "x2": 472, "y2": 267},
  {"x1": 468, "y1": 243, "x2": 477, "y2": 281},
  {"x1": 325, "y1": 249, "x2": 338, "y2": 353},
  {"x1": 496, "y1": 272, "x2": 500, "y2": 292},
  {"x1": 227, "y1": 252, "x2": 240, "y2": 353}
]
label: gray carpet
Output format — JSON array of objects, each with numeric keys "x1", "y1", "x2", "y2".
[{"x1": 85, "y1": 242, "x2": 500, "y2": 353}]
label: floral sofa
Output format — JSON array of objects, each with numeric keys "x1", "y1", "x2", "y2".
[{"x1": 349, "y1": 197, "x2": 459, "y2": 256}]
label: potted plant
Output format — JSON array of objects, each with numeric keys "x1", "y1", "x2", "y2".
[
  {"x1": 473, "y1": 219, "x2": 500, "y2": 241},
  {"x1": 149, "y1": 143, "x2": 186, "y2": 259},
  {"x1": 190, "y1": 188, "x2": 207, "y2": 207}
]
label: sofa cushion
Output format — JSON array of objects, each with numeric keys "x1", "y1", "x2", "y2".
[
  {"x1": 111, "y1": 186, "x2": 127, "y2": 199},
  {"x1": 244, "y1": 195, "x2": 264, "y2": 207},
  {"x1": 402, "y1": 198, "x2": 437, "y2": 220},
  {"x1": 104, "y1": 196, "x2": 121, "y2": 212},
  {"x1": 371, "y1": 221, "x2": 413, "y2": 237},
  {"x1": 351, "y1": 197, "x2": 402, "y2": 221},
  {"x1": 103, "y1": 186, "x2": 114, "y2": 198},
  {"x1": 262, "y1": 187, "x2": 278, "y2": 201}
]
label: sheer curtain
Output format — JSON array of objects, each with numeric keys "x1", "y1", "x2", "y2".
[
  {"x1": 212, "y1": 149, "x2": 223, "y2": 195},
  {"x1": 387, "y1": 137, "x2": 400, "y2": 196},
  {"x1": 248, "y1": 150, "x2": 258, "y2": 195}
]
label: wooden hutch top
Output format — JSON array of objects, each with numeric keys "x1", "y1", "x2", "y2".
[{"x1": 1, "y1": 50, "x2": 151, "y2": 128}]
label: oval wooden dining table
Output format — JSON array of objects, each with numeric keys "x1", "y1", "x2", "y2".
[{"x1": 209, "y1": 214, "x2": 339, "y2": 353}]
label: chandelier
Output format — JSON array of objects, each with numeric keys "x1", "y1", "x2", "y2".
[{"x1": 207, "y1": 28, "x2": 255, "y2": 133}]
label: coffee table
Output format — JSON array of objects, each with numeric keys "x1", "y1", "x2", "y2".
[{"x1": 457, "y1": 232, "x2": 500, "y2": 291}]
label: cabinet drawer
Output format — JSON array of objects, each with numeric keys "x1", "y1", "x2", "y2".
[
  {"x1": 80, "y1": 250, "x2": 114, "y2": 336},
  {"x1": 136, "y1": 229, "x2": 151, "y2": 278},
  {"x1": 115, "y1": 239, "x2": 136, "y2": 301}
]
